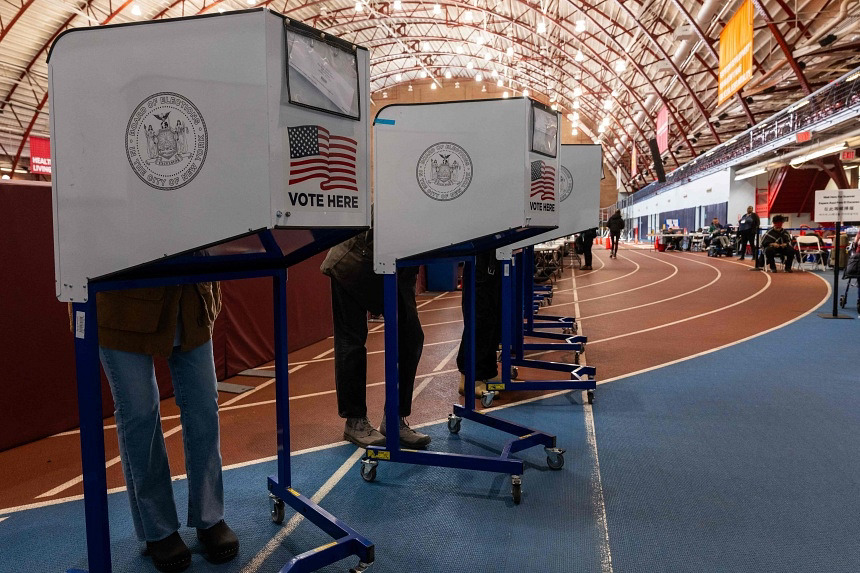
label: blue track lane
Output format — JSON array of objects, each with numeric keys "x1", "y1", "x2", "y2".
[{"x1": 1, "y1": 282, "x2": 857, "y2": 573}]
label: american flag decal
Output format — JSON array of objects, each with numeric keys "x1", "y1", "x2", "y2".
[
  {"x1": 530, "y1": 160, "x2": 556, "y2": 201},
  {"x1": 288, "y1": 125, "x2": 358, "y2": 192}
]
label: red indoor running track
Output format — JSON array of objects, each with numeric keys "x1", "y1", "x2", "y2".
[{"x1": 0, "y1": 244, "x2": 830, "y2": 513}]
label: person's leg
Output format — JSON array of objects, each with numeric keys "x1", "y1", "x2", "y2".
[
  {"x1": 99, "y1": 347, "x2": 180, "y2": 543},
  {"x1": 583, "y1": 242, "x2": 593, "y2": 267},
  {"x1": 782, "y1": 246, "x2": 794, "y2": 271},
  {"x1": 396, "y1": 270, "x2": 424, "y2": 417},
  {"x1": 765, "y1": 246, "x2": 778, "y2": 270},
  {"x1": 167, "y1": 340, "x2": 223, "y2": 531},
  {"x1": 330, "y1": 278, "x2": 370, "y2": 419}
]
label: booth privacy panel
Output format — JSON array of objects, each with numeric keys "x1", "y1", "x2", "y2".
[
  {"x1": 49, "y1": 9, "x2": 369, "y2": 302},
  {"x1": 500, "y1": 144, "x2": 603, "y2": 255},
  {"x1": 373, "y1": 98, "x2": 559, "y2": 273}
]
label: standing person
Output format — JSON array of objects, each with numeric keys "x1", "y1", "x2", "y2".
[
  {"x1": 579, "y1": 227, "x2": 597, "y2": 270},
  {"x1": 90, "y1": 283, "x2": 238, "y2": 572},
  {"x1": 737, "y1": 206, "x2": 760, "y2": 261},
  {"x1": 456, "y1": 250, "x2": 502, "y2": 398},
  {"x1": 607, "y1": 210, "x2": 624, "y2": 259},
  {"x1": 761, "y1": 215, "x2": 795, "y2": 272},
  {"x1": 321, "y1": 228, "x2": 431, "y2": 449}
]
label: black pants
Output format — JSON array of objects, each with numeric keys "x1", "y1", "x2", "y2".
[
  {"x1": 582, "y1": 240, "x2": 593, "y2": 267},
  {"x1": 330, "y1": 272, "x2": 423, "y2": 419},
  {"x1": 610, "y1": 232, "x2": 620, "y2": 256},
  {"x1": 765, "y1": 245, "x2": 794, "y2": 270},
  {"x1": 737, "y1": 230, "x2": 755, "y2": 259},
  {"x1": 457, "y1": 252, "x2": 502, "y2": 381}
]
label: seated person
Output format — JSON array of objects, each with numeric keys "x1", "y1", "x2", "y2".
[
  {"x1": 664, "y1": 226, "x2": 684, "y2": 251},
  {"x1": 703, "y1": 217, "x2": 723, "y2": 248},
  {"x1": 761, "y1": 215, "x2": 795, "y2": 272}
]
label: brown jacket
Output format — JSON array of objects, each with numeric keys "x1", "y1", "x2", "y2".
[{"x1": 70, "y1": 283, "x2": 221, "y2": 357}]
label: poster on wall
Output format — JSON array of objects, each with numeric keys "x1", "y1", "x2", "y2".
[
  {"x1": 29, "y1": 136, "x2": 51, "y2": 175},
  {"x1": 718, "y1": 0, "x2": 754, "y2": 105}
]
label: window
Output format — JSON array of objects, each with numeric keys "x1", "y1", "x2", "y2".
[{"x1": 286, "y1": 24, "x2": 360, "y2": 120}]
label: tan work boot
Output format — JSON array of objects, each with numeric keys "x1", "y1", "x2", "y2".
[
  {"x1": 343, "y1": 417, "x2": 386, "y2": 448},
  {"x1": 458, "y1": 374, "x2": 499, "y2": 398},
  {"x1": 379, "y1": 415, "x2": 431, "y2": 448}
]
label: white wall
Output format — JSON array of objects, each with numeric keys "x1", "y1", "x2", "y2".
[
  {"x1": 728, "y1": 170, "x2": 756, "y2": 226},
  {"x1": 626, "y1": 169, "x2": 731, "y2": 222}
]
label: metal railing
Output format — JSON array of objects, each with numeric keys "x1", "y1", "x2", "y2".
[{"x1": 619, "y1": 65, "x2": 860, "y2": 211}]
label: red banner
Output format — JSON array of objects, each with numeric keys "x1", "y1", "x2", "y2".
[
  {"x1": 29, "y1": 136, "x2": 51, "y2": 175},
  {"x1": 656, "y1": 106, "x2": 669, "y2": 153}
]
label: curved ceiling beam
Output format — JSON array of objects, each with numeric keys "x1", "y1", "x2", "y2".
[
  {"x1": 317, "y1": 1, "x2": 696, "y2": 158},
  {"x1": 750, "y1": 0, "x2": 812, "y2": 95}
]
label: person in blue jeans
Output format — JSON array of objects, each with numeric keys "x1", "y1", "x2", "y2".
[{"x1": 92, "y1": 283, "x2": 237, "y2": 572}]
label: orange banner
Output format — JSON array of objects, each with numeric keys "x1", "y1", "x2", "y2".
[
  {"x1": 631, "y1": 144, "x2": 638, "y2": 177},
  {"x1": 718, "y1": 0, "x2": 754, "y2": 105}
]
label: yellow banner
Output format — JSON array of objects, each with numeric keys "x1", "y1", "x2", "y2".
[{"x1": 718, "y1": 0, "x2": 754, "y2": 105}]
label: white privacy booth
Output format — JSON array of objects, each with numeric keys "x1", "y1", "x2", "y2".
[
  {"x1": 49, "y1": 9, "x2": 373, "y2": 573},
  {"x1": 492, "y1": 144, "x2": 604, "y2": 407},
  {"x1": 363, "y1": 98, "x2": 565, "y2": 505}
]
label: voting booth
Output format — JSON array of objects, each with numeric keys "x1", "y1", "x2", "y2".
[
  {"x1": 492, "y1": 145, "x2": 604, "y2": 405},
  {"x1": 50, "y1": 10, "x2": 373, "y2": 572},
  {"x1": 365, "y1": 99, "x2": 565, "y2": 504}
]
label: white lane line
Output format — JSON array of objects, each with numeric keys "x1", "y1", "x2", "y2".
[
  {"x1": 558, "y1": 252, "x2": 640, "y2": 292},
  {"x1": 13, "y1": 276, "x2": 832, "y2": 517},
  {"x1": 0, "y1": 517, "x2": 7, "y2": 524},
  {"x1": 574, "y1": 254, "x2": 720, "y2": 319},
  {"x1": 417, "y1": 291, "x2": 454, "y2": 309},
  {"x1": 552, "y1": 251, "x2": 678, "y2": 304},
  {"x1": 313, "y1": 348, "x2": 334, "y2": 359},
  {"x1": 36, "y1": 424, "x2": 185, "y2": 499},
  {"x1": 242, "y1": 330, "x2": 455, "y2": 573},
  {"x1": 368, "y1": 323, "x2": 385, "y2": 333},
  {"x1": 586, "y1": 270, "x2": 772, "y2": 346},
  {"x1": 240, "y1": 448, "x2": 366, "y2": 573},
  {"x1": 417, "y1": 304, "x2": 461, "y2": 314},
  {"x1": 434, "y1": 345, "x2": 460, "y2": 372},
  {"x1": 572, "y1": 254, "x2": 615, "y2": 573},
  {"x1": 221, "y1": 365, "x2": 307, "y2": 408},
  {"x1": 371, "y1": 318, "x2": 462, "y2": 333},
  {"x1": 574, "y1": 252, "x2": 607, "y2": 277}
]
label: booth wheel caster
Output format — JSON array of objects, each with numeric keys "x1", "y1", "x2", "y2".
[
  {"x1": 349, "y1": 561, "x2": 373, "y2": 573},
  {"x1": 360, "y1": 459, "x2": 378, "y2": 482},
  {"x1": 270, "y1": 495, "x2": 285, "y2": 524},
  {"x1": 839, "y1": 294, "x2": 846, "y2": 308},
  {"x1": 511, "y1": 475, "x2": 523, "y2": 505},
  {"x1": 447, "y1": 414, "x2": 462, "y2": 434},
  {"x1": 510, "y1": 366, "x2": 519, "y2": 380},
  {"x1": 546, "y1": 296, "x2": 553, "y2": 306},
  {"x1": 587, "y1": 390, "x2": 595, "y2": 404},
  {"x1": 545, "y1": 447, "x2": 565, "y2": 470},
  {"x1": 480, "y1": 391, "x2": 495, "y2": 408},
  {"x1": 562, "y1": 327, "x2": 573, "y2": 335},
  {"x1": 573, "y1": 352, "x2": 581, "y2": 365}
]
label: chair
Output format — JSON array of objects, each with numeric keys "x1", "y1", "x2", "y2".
[
  {"x1": 795, "y1": 235, "x2": 825, "y2": 271},
  {"x1": 690, "y1": 233, "x2": 705, "y2": 252}
]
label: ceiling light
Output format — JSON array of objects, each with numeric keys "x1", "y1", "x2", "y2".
[
  {"x1": 615, "y1": 59, "x2": 626, "y2": 73},
  {"x1": 431, "y1": 82, "x2": 437, "y2": 89},
  {"x1": 482, "y1": 85, "x2": 487, "y2": 92},
  {"x1": 466, "y1": 61, "x2": 474, "y2": 70},
  {"x1": 503, "y1": 91, "x2": 509, "y2": 98},
  {"x1": 383, "y1": 91, "x2": 388, "y2": 98},
  {"x1": 575, "y1": 50, "x2": 584, "y2": 62},
  {"x1": 433, "y1": 3, "x2": 441, "y2": 15},
  {"x1": 475, "y1": 73, "x2": 483, "y2": 82},
  {"x1": 537, "y1": 21, "x2": 547, "y2": 34},
  {"x1": 419, "y1": 70, "x2": 427, "y2": 78},
  {"x1": 455, "y1": 81, "x2": 460, "y2": 88},
  {"x1": 575, "y1": 19, "x2": 586, "y2": 33},
  {"x1": 423, "y1": 41, "x2": 431, "y2": 51},
  {"x1": 551, "y1": 103, "x2": 557, "y2": 110},
  {"x1": 464, "y1": 10, "x2": 473, "y2": 22},
  {"x1": 476, "y1": 34, "x2": 485, "y2": 45},
  {"x1": 408, "y1": 84, "x2": 413, "y2": 91},
  {"x1": 456, "y1": 45, "x2": 464, "y2": 54},
  {"x1": 491, "y1": 70, "x2": 499, "y2": 78},
  {"x1": 523, "y1": 89, "x2": 529, "y2": 97},
  {"x1": 734, "y1": 168, "x2": 767, "y2": 181},
  {"x1": 573, "y1": 112, "x2": 579, "y2": 120},
  {"x1": 393, "y1": 0, "x2": 402, "y2": 9},
  {"x1": 611, "y1": 88, "x2": 619, "y2": 97},
  {"x1": 497, "y1": 79, "x2": 504, "y2": 87},
  {"x1": 572, "y1": 128, "x2": 579, "y2": 135},
  {"x1": 603, "y1": 99, "x2": 612, "y2": 110},
  {"x1": 355, "y1": 1, "x2": 363, "y2": 12},
  {"x1": 395, "y1": 73, "x2": 403, "y2": 82},
  {"x1": 218, "y1": 6, "x2": 225, "y2": 12},
  {"x1": 598, "y1": 125, "x2": 605, "y2": 133},
  {"x1": 573, "y1": 100, "x2": 581, "y2": 109},
  {"x1": 573, "y1": 86, "x2": 582, "y2": 97},
  {"x1": 484, "y1": 52, "x2": 491, "y2": 60},
  {"x1": 567, "y1": 113, "x2": 574, "y2": 120},
  {"x1": 445, "y1": 70, "x2": 452, "y2": 79},
  {"x1": 131, "y1": 3, "x2": 142, "y2": 15},
  {"x1": 507, "y1": 46, "x2": 514, "y2": 57}
]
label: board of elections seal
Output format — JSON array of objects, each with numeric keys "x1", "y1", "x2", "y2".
[
  {"x1": 126, "y1": 92, "x2": 208, "y2": 191},
  {"x1": 416, "y1": 142, "x2": 473, "y2": 201},
  {"x1": 559, "y1": 165, "x2": 573, "y2": 202}
]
